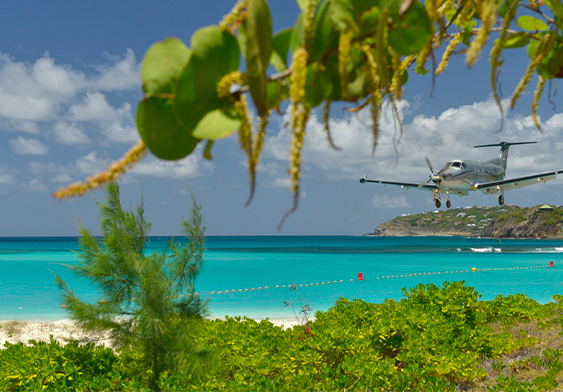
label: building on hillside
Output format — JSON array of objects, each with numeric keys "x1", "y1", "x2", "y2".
[{"x1": 539, "y1": 204, "x2": 554, "y2": 212}]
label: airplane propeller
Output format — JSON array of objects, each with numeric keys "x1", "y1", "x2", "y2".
[{"x1": 419, "y1": 156, "x2": 441, "y2": 187}]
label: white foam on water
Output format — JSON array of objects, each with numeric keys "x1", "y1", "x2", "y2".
[{"x1": 470, "y1": 247, "x2": 493, "y2": 253}]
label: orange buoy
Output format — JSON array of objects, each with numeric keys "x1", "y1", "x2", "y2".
[
  {"x1": 358, "y1": 272, "x2": 364, "y2": 280},
  {"x1": 550, "y1": 261, "x2": 554, "y2": 267}
]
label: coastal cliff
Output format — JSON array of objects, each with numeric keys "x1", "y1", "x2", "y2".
[{"x1": 368, "y1": 205, "x2": 563, "y2": 239}]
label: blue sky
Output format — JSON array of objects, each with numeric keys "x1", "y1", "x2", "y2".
[{"x1": 1, "y1": 1, "x2": 562, "y2": 236}]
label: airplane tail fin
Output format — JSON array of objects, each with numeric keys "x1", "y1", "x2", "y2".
[{"x1": 474, "y1": 141, "x2": 537, "y2": 169}]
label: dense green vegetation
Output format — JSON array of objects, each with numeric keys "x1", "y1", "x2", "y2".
[{"x1": 2, "y1": 281, "x2": 563, "y2": 391}]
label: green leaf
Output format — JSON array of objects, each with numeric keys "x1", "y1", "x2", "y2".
[
  {"x1": 309, "y1": 0, "x2": 339, "y2": 61},
  {"x1": 388, "y1": 1, "x2": 433, "y2": 55},
  {"x1": 517, "y1": 15, "x2": 549, "y2": 31},
  {"x1": 497, "y1": 0, "x2": 518, "y2": 18},
  {"x1": 544, "y1": 0, "x2": 563, "y2": 20},
  {"x1": 175, "y1": 26, "x2": 240, "y2": 133},
  {"x1": 271, "y1": 28, "x2": 293, "y2": 71},
  {"x1": 290, "y1": 13, "x2": 304, "y2": 52},
  {"x1": 545, "y1": 42, "x2": 563, "y2": 78},
  {"x1": 137, "y1": 97, "x2": 198, "y2": 160},
  {"x1": 360, "y1": 7, "x2": 380, "y2": 34},
  {"x1": 246, "y1": 0, "x2": 273, "y2": 117},
  {"x1": 141, "y1": 37, "x2": 191, "y2": 96},
  {"x1": 192, "y1": 108, "x2": 242, "y2": 140},
  {"x1": 265, "y1": 80, "x2": 286, "y2": 108},
  {"x1": 499, "y1": 33, "x2": 530, "y2": 49},
  {"x1": 330, "y1": 0, "x2": 378, "y2": 31},
  {"x1": 237, "y1": 20, "x2": 248, "y2": 60},
  {"x1": 303, "y1": 66, "x2": 327, "y2": 107}
]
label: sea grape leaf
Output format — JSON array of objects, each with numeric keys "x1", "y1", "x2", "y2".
[
  {"x1": 265, "y1": 80, "x2": 288, "y2": 108},
  {"x1": 141, "y1": 37, "x2": 191, "y2": 96},
  {"x1": 271, "y1": 28, "x2": 293, "y2": 71},
  {"x1": 290, "y1": 13, "x2": 304, "y2": 52},
  {"x1": 497, "y1": 0, "x2": 518, "y2": 17},
  {"x1": 192, "y1": 108, "x2": 242, "y2": 139},
  {"x1": 246, "y1": 0, "x2": 273, "y2": 117},
  {"x1": 360, "y1": 7, "x2": 380, "y2": 34},
  {"x1": 303, "y1": 65, "x2": 327, "y2": 107},
  {"x1": 388, "y1": 1, "x2": 433, "y2": 55},
  {"x1": 545, "y1": 42, "x2": 563, "y2": 78},
  {"x1": 175, "y1": 26, "x2": 240, "y2": 133},
  {"x1": 544, "y1": 0, "x2": 563, "y2": 20},
  {"x1": 517, "y1": 15, "x2": 549, "y2": 31},
  {"x1": 527, "y1": 35, "x2": 541, "y2": 58},
  {"x1": 498, "y1": 33, "x2": 530, "y2": 49},
  {"x1": 137, "y1": 97, "x2": 198, "y2": 160},
  {"x1": 238, "y1": 20, "x2": 248, "y2": 60},
  {"x1": 330, "y1": 0, "x2": 379, "y2": 31},
  {"x1": 309, "y1": 0, "x2": 339, "y2": 61}
]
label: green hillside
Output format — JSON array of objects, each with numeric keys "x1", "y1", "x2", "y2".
[{"x1": 369, "y1": 205, "x2": 563, "y2": 239}]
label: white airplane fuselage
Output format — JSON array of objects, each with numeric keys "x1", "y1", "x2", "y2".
[
  {"x1": 433, "y1": 159, "x2": 505, "y2": 193},
  {"x1": 360, "y1": 141, "x2": 563, "y2": 209}
]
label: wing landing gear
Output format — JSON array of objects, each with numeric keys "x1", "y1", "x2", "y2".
[
  {"x1": 498, "y1": 194, "x2": 504, "y2": 206},
  {"x1": 446, "y1": 200, "x2": 451, "y2": 208},
  {"x1": 435, "y1": 199, "x2": 441, "y2": 208}
]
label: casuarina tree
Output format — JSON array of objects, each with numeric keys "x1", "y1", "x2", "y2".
[{"x1": 56, "y1": 182, "x2": 207, "y2": 391}]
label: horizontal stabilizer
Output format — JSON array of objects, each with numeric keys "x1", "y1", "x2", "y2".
[{"x1": 474, "y1": 141, "x2": 537, "y2": 149}]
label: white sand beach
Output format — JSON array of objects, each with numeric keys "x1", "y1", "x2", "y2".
[{"x1": 0, "y1": 318, "x2": 302, "y2": 348}]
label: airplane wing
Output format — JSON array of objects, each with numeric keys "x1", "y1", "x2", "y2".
[
  {"x1": 359, "y1": 178, "x2": 438, "y2": 191},
  {"x1": 473, "y1": 170, "x2": 563, "y2": 194}
]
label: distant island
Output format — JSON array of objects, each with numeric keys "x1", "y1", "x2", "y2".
[{"x1": 367, "y1": 204, "x2": 563, "y2": 239}]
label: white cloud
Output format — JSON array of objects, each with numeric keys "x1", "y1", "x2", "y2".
[
  {"x1": 68, "y1": 92, "x2": 117, "y2": 121},
  {"x1": 53, "y1": 122, "x2": 90, "y2": 145},
  {"x1": 92, "y1": 49, "x2": 140, "y2": 91},
  {"x1": 6, "y1": 120, "x2": 40, "y2": 134},
  {"x1": 263, "y1": 98, "x2": 563, "y2": 184},
  {"x1": 102, "y1": 119, "x2": 138, "y2": 144},
  {"x1": 132, "y1": 154, "x2": 209, "y2": 179},
  {"x1": 0, "y1": 51, "x2": 140, "y2": 146},
  {"x1": 10, "y1": 136, "x2": 48, "y2": 155},
  {"x1": 76, "y1": 151, "x2": 107, "y2": 174},
  {"x1": 28, "y1": 177, "x2": 48, "y2": 192},
  {"x1": 372, "y1": 195, "x2": 410, "y2": 209},
  {"x1": 51, "y1": 174, "x2": 72, "y2": 183},
  {"x1": 0, "y1": 165, "x2": 13, "y2": 184}
]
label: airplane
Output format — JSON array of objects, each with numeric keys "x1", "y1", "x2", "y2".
[{"x1": 359, "y1": 141, "x2": 563, "y2": 209}]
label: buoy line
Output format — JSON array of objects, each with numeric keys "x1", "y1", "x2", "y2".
[{"x1": 196, "y1": 262, "x2": 554, "y2": 296}]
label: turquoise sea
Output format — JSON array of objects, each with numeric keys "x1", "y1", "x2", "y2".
[{"x1": 1, "y1": 236, "x2": 563, "y2": 321}]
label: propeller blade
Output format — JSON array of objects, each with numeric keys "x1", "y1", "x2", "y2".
[
  {"x1": 424, "y1": 156, "x2": 434, "y2": 173},
  {"x1": 418, "y1": 178, "x2": 431, "y2": 188}
]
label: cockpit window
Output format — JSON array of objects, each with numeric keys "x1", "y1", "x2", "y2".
[
  {"x1": 451, "y1": 162, "x2": 461, "y2": 168},
  {"x1": 461, "y1": 163, "x2": 467, "y2": 170}
]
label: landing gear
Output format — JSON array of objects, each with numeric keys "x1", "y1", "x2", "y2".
[
  {"x1": 498, "y1": 194, "x2": 504, "y2": 206},
  {"x1": 435, "y1": 199, "x2": 441, "y2": 208},
  {"x1": 446, "y1": 200, "x2": 451, "y2": 208}
]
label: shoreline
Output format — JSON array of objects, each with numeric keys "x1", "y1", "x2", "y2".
[{"x1": 0, "y1": 318, "x2": 303, "y2": 348}]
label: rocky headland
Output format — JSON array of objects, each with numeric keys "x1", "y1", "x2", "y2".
[{"x1": 368, "y1": 204, "x2": 563, "y2": 239}]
